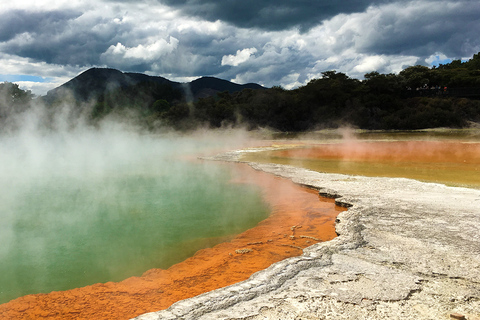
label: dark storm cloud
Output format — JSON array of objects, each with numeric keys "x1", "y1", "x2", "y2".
[
  {"x1": 159, "y1": 0, "x2": 394, "y2": 31},
  {"x1": 4, "y1": 30, "x2": 116, "y2": 66},
  {"x1": 354, "y1": 1, "x2": 480, "y2": 59},
  {"x1": 0, "y1": 9, "x2": 129, "y2": 66},
  {"x1": 0, "y1": 10, "x2": 81, "y2": 42}
]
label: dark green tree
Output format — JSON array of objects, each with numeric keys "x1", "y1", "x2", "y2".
[
  {"x1": 399, "y1": 65, "x2": 431, "y2": 89},
  {"x1": 151, "y1": 99, "x2": 171, "y2": 113},
  {"x1": 0, "y1": 82, "x2": 34, "y2": 118}
]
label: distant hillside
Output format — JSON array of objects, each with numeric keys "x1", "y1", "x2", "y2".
[
  {"x1": 43, "y1": 68, "x2": 265, "y2": 104},
  {"x1": 188, "y1": 76, "x2": 264, "y2": 99}
]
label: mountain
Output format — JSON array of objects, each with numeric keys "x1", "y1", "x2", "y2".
[{"x1": 43, "y1": 68, "x2": 265, "y2": 103}]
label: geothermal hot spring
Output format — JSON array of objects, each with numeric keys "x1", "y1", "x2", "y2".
[
  {"x1": 0, "y1": 122, "x2": 275, "y2": 305},
  {"x1": 244, "y1": 131, "x2": 480, "y2": 189},
  {"x1": 1, "y1": 116, "x2": 479, "y2": 319}
]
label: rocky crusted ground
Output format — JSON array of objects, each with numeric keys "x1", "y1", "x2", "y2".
[{"x1": 134, "y1": 150, "x2": 480, "y2": 320}]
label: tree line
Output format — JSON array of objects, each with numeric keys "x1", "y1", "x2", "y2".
[
  {"x1": 2, "y1": 52, "x2": 480, "y2": 132},
  {"x1": 154, "y1": 52, "x2": 480, "y2": 131}
]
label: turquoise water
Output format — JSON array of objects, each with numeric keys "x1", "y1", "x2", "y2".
[{"x1": 0, "y1": 129, "x2": 269, "y2": 304}]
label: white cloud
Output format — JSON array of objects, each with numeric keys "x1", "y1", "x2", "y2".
[
  {"x1": 126, "y1": 37, "x2": 179, "y2": 60},
  {"x1": 0, "y1": 52, "x2": 82, "y2": 95},
  {"x1": 14, "y1": 80, "x2": 64, "y2": 96},
  {"x1": 353, "y1": 55, "x2": 388, "y2": 73},
  {"x1": 425, "y1": 52, "x2": 450, "y2": 65},
  {"x1": 221, "y1": 47, "x2": 258, "y2": 66},
  {"x1": 156, "y1": 75, "x2": 200, "y2": 83},
  {"x1": 0, "y1": 0, "x2": 89, "y2": 12},
  {"x1": 101, "y1": 36, "x2": 179, "y2": 66},
  {"x1": 279, "y1": 73, "x2": 302, "y2": 90}
]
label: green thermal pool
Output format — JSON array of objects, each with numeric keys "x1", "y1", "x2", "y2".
[{"x1": 0, "y1": 131, "x2": 270, "y2": 304}]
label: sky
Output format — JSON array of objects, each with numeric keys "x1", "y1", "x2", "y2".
[{"x1": 1, "y1": 0, "x2": 479, "y2": 96}]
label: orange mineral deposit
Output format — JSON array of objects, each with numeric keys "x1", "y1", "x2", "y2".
[
  {"x1": 245, "y1": 141, "x2": 480, "y2": 188},
  {"x1": 0, "y1": 163, "x2": 345, "y2": 320}
]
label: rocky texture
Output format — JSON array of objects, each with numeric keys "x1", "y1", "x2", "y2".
[{"x1": 134, "y1": 150, "x2": 480, "y2": 320}]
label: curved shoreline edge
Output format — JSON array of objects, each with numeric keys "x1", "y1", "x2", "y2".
[{"x1": 134, "y1": 149, "x2": 480, "y2": 320}]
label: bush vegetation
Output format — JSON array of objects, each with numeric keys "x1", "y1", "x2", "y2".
[
  {"x1": 157, "y1": 52, "x2": 480, "y2": 131},
  {"x1": 2, "y1": 52, "x2": 480, "y2": 132}
]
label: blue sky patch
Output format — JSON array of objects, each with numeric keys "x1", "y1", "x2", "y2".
[
  {"x1": 0, "y1": 74, "x2": 50, "y2": 83},
  {"x1": 429, "y1": 58, "x2": 452, "y2": 67}
]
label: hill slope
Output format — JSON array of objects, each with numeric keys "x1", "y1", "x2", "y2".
[{"x1": 44, "y1": 68, "x2": 265, "y2": 103}]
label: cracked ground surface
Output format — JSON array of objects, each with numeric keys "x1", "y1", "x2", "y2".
[{"x1": 135, "y1": 152, "x2": 480, "y2": 320}]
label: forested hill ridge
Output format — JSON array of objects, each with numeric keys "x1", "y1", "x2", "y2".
[
  {"x1": 43, "y1": 68, "x2": 265, "y2": 104},
  {"x1": 2, "y1": 53, "x2": 480, "y2": 131},
  {"x1": 180, "y1": 52, "x2": 480, "y2": 131}
]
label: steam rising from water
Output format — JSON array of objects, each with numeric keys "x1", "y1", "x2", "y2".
[{"x1": 0, "y1": 103, "x2": 268, "y2": 303}]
